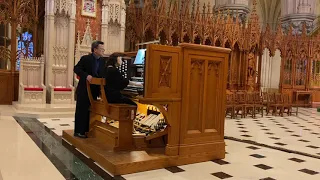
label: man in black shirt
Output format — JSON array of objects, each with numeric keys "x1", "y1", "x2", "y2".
[{"x1": 73, "y1": 41, "x2": 105, "y2": 138}]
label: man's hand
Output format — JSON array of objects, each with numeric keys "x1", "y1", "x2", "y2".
[{"x1": 86, "y1": 75, "x2": 93, "y2": 83}]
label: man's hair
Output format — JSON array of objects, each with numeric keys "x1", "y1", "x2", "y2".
[{"x1": 91, "y1": 40, "x2": 104, "y2": 52}]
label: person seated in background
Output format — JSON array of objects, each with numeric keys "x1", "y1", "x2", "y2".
[{"x1": 104, "y1": 53, "x2": 142, "y2": 106}]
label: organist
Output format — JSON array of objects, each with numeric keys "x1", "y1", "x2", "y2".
[{"x1": 104, "y1": 53, "x2": 143, "y2": 105}]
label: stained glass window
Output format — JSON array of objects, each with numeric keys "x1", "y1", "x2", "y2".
[
  {"x1": 16, "y1": 32, "x2": 33, "y2": 70},
  {"x1": 294, "y1": 50, "x2": 307, "y2": 86},
  {"x1": 310, "y1": 51, "x2": 320, "y2": 88},
  {"x1": 284, "y1": 50, "x2": 293, "y2": 85}
]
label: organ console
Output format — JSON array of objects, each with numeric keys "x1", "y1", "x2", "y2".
[{"x1": 62, "y1": 43, "x2": 231, "y2": 175}]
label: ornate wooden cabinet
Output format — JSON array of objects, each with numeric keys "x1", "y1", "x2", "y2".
[
  {"x1": 62, "y1": 43, "x2": 231, "y2": 175},
  {"x1": 179, "y1": 44, "x2": 229, "y2": 157}
]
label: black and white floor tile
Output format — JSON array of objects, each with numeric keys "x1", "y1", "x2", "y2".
[
  {"x1": 225, "y1": 108, "x2": 320, "y2": 158},
  {"x1": 38, "y1": 117, "x2": 75, "y2": 136},
  {"x1": 33, "y1": 108, "x2": 320, "y2": 180}
]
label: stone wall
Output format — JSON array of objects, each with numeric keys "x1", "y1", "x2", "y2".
[{"x1": 75, "y1": 0, "x2": 102, "y2": 40}]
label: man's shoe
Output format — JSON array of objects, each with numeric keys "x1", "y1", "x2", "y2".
[{"x1": 74, "y1": 133, "x2": 87, "y2": 138}]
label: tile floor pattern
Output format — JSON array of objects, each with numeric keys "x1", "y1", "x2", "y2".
[
  {"x1": 225, "y1": 108, "x2": 320, "y2": 158},
  {"x1": 34, "y1": 108, "x2": 320, "y2": 179}
]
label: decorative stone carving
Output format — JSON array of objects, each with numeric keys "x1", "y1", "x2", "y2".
[
  {"x1": 101, "y1": 0, "x2": 126, "y2": 53},
  {"x1": 18, "y1": 56, "x2": 46, "y2": 104},
  {"x1": 280, "y1": 0, "x2": 316, "y2": 34},
  {"x1": 44, "y1": 0, "x2": 76, "y2": 104},
  {"x1": 74, "y1": 19, "x2": 97, "y2": 87},
  {"x1": 214, "y1": 0, "x2": 250, "y2": 23}
]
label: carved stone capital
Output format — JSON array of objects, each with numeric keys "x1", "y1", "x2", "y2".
[
  {"x1": 214, "y1": 4, "x2": 250, "y2": 23},
  {"x1": 280, "y1": 13, "x2": 316, "y2": 34}
]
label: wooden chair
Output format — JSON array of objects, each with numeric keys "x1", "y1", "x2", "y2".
[
  {"x1": 86, "y1": 78, "x2": 137, "y2": 151},
  {"x1": 283, "y1": 93, "x2": 292, "y2": 116},
  {"x1": 253, "y1": 92, "x2": 264, "y2": 117},
  {"x1": 225, "y1": 93, "x2": 235, "y2": 119},
  {"x1": 262, "y1": 92, "x2": 270, "y2": 112},
  {"x1": 244, "y1": 93, "x2": 256, "y2": 118},
  {"x1": 290, "y1": 94, "x2": 299, "y2": 116},
  {"x1": 234, "y1": 92, "x2": 246, "y2": 118},
  {"x1": 269, "y1": 93, "x2": 284, "y2": 116}
]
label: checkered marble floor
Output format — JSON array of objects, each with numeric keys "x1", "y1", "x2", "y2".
[
  {"x1": 36, "y1": 108, "x2": 320, "y2": 179},
  {"x1": 120, "y1": 140, "x2": 319, "y2": 180},
  {"x1": 225, "y1": 108, "x2": 320, "y2": 158},
  {"x1": 38, "y1": 117, "x2": 74, "y2": 136}
]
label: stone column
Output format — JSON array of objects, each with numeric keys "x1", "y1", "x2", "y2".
[
  {"x1": 101, "y1": 0, "x2": 126, "y2": 53},
  {"x1": 120, "y1": 1, "x2": 126, "y2": 52},
  {"x1": 280, "y1": 0, "x2": 316, "y2": 34},
  {"x1": 214, "y1": 0, "x2": 250, "y2": 23},
  {"x1": 68, "y1": 0, "x2": 76, "y2": 86},
  {"x1": 44, "y1": 0, "x2": 55, "y2": 87},
  {"x1": 101, "y1": 0, "x2": 109, "y2": 45}
]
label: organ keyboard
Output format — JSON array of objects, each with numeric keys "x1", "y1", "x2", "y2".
[{"x1": 107, "y1": 49, "x2": 168, "y2": 143}]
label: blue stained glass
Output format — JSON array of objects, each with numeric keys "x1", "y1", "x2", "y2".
[{"x1": 16, "y1": 32, "x2": 33, "y2": 70}]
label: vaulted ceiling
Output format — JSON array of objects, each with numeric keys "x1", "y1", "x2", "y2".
[{"x1": 254, "y1": 0, "x2": 281, "y2": 30}]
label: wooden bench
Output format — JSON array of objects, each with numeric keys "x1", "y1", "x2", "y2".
[{"x1": 86, "y1": 77, "x2": 137, "y2": 151}]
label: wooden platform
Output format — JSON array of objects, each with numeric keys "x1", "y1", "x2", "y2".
[
  {"x1": 62, "y1": 130, "x2": 170, "y2": 175},
  {"x1": 62, "y1": 130, "x2": 225, "y2": 175}
]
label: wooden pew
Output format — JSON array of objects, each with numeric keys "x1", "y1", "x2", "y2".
[{"x1": 86, "y1": 78, "x2": 137, "y2": 151}]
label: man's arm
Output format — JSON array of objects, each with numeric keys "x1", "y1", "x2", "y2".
[{"x1": 74, "y1": 56, "x2": 89, "y2": 80}]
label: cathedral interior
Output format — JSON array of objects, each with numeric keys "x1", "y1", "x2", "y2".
[{"x1": 0, "y1": 0, "x2": 320, "y2": 180}]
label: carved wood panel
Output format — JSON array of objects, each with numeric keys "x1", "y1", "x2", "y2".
[
  {"x1": 126, "y1": 0, "x2": 320, "y2": 98},
  {"x1": 158, "y1": 56, "x2": 172, "y2": 87},
  {"x1": 187, "y1": 59, "x2": 205, "y2": 133},
  {"x1": 126, "y1": 0, "x2": 259, "y2": 92},
  {"x1": 179, "y1": 44, "x2": 229, "y2": 149},
  {"x1": 144, "y1": 44, "x2": 182, "y2": 99},
  {"x1": 205, "y1": 61, "x2": 222, "y2": 131}
]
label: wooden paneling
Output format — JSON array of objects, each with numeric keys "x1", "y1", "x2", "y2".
[
  {"x1": 179, "y1": 44, "x2": 230, "y2": 155},
  {"x1": 0, "y1": 71, "x2": 13, "y2": 104},
  {"x1": 312, "y1": 90, "x2": 320, "y2": 102},
  {"x1": 144, "y1": 45, "x2": 182, "y2": 99},
  {"x1": 13, "y1": 71, "x2": 19, "y2": 101}
]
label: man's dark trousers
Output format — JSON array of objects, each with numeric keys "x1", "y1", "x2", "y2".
[{"x1": 74, "y1": 54, "x2": 104, "y2": 135}]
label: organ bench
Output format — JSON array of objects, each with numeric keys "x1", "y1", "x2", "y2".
[{"x1": 62, "y1": 43, "x2": 231, "y2": 175}]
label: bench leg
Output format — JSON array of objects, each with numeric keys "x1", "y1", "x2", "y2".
[{"x1": 116, "y1": 120, "x2": 134, "y2": 151}]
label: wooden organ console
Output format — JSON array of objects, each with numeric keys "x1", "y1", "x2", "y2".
[{"x1": 62, "y1": 43, "x2": 231, "y2": 175}]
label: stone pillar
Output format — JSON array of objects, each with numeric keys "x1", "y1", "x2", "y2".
[
  {"x1": 68, "y1": 0, "x2": 76, "y2": 86},
  {"x1": 280, "y1": 0, "x2": 316, "y2": 34},
  {"x1": 44, "y1": 0, "x2": 55, "y2": 87},
  {"x1": 44, "y1": 0, "x2": 76, "y2": 104},
  {"x1": 101, "y1": 0, "x2": 126, "y2": 54},
  {"x1": 214, "y1": 0, "x2": 250, "y2": 23},
  {"x1": 101, "y1": 0, "x2": 109, "y2": 46},
  {"x1": 120, "y1": 1, "x2": 126, "y2": 52}
]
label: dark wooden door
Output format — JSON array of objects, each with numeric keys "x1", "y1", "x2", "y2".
[{"x1": 0, "y1": 71, "x2": 13, "y2": 104}]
